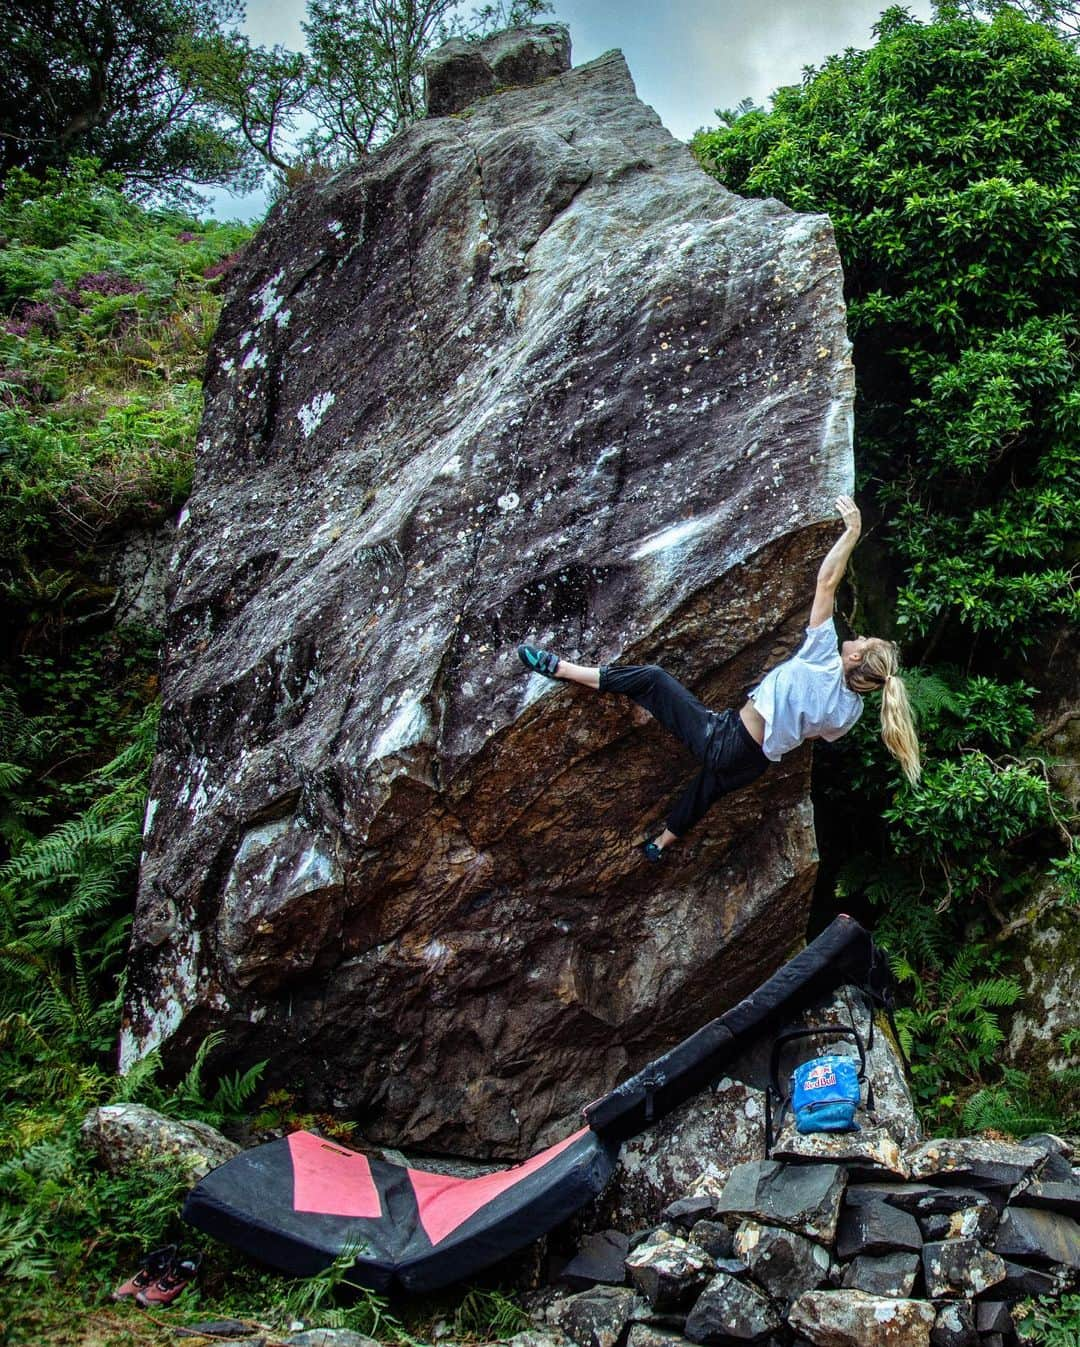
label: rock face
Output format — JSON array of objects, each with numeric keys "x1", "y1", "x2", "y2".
[
  {"x1": 80, "y1": 1103, "x2": 240, "y2": 1184},
  {"x1": 425, "y1": 24, "x2": 572, "y2": 116},
  {"x1": 121, "y1": 27, "x2": 853, "y2": 1154},
  {"x1": 94, "y1": 523, "x2": 177, "y2": 627}
]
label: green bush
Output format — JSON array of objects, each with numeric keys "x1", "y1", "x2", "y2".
[
  {"x1": 694, "y1": 6, "x2": 1080, "y2": 654},
  {"x1": 1016, "y1": 1292, "x2": 1080, "y2": 1346}
]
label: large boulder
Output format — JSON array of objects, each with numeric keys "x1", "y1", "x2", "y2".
[{"x1": 121, "y1": 29, "x2": 854, "y2": 1155}]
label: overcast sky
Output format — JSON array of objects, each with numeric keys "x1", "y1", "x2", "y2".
[{"x1": 205, "y1": 0, "x2": 937, "y2": 221}]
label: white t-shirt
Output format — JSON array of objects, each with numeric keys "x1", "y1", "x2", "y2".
[{"x1": 749, "y1": 618, "x2": 863, "y2": 763}]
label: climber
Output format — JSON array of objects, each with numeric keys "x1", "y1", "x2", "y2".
[{"x1": 517, "y1": 495, "x2": 921, "y2": 861}]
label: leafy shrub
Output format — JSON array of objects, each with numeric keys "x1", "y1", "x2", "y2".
[
  {"x1": 1015, "y1": 1292, "x2": 1080, "y2": 1345},
  {"x1": 72, "y1": 271, "x2": 146, "y2": 299},
  {"x1": 4, "y1": 301, "x2": 59, "y2": 339},
  {"x1": 885, "y1": 753, "x2": 1061, "y2": 902},
  {"x1": 694, "y1": 7, "x2": 1080, "y2": 653},
  {"x1": 0, "y1": 368, "x2": 52, "y2": 407}
]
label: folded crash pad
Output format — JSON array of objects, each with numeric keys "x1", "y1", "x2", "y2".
[
  {"x1": 583, "y1": 912, "x2": 889, "y2": 1140},
  {"x1": 183, "y1": 1123, "x2": 617, "y2": 1292},
  {"x1": 183, "y1": 915, "x2": 889, "y2": 1290}
]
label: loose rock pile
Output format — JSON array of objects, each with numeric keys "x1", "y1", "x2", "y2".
[{"x1": 533, "y1": 1134, "x2": 1080, "y2": 1347}]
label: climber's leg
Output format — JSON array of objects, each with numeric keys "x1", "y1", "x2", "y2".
[
  {"x1": 597, "y1": 664, "x2": 721, "y2": 858},
  {"x1": 552, "y1": 658, "x2": 601, "y2": 689},
  {"x1": 598, "y1": 664, "x2": 714, "y2": 760}
]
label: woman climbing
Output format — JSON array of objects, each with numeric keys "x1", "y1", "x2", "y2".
[{"x1": 517, "y1": 496, "x2": 921, "y2": 861}]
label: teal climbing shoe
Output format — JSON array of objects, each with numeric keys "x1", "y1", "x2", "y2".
[{"x1": 517, "y1": 644, "x2": 560, "y2": 679}]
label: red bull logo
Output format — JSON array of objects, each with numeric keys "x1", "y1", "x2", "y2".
[{"x1": 804, "y1": 1063, "x2": 837, "y2": 1090}]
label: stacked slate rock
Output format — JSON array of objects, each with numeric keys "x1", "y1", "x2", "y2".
[{"x1": 534, "y1": 1134, "x2": 1080, "y2": 1347}]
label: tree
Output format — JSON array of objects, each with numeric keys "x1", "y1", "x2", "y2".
[
  {"x1": 299, "y1": 0, "x2": 553, "y2": 167},
  {"x1": 0, "y1": 0, "x2": 255, "y2": 199},
  {"x1": 938, "y1": 0, "x2": 1080, "y2": 42},
  {"x1": 175, "y1": 33, "x2": 310, "y2": 176}
]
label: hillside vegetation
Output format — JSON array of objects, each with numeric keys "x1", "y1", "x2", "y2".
[{"x1": 0, "y1": 4, "x2": 1078, "y2": 1344}]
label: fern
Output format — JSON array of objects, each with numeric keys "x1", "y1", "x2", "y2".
[
  {"x1": 271, "y1": 1236, "x2": 419, "y2": 1341},
  {"x1": 964, "y1": 977, "x2": 1024, "y2": 1010},
  {"x1": 866, "y1": 889, "x2": 952, "y2": 971},
  {"x1": 132, "y1": 1031, "x2": 269, "y2": 1126},
  {"x1": 902, "y1": 667, "x2": 959, "y2": 722},
  {"x1": 453, "y1": 1287, "x2": 532, "y2": 1339},
  {"x1": 962, "y1": 1087, "x2": 1067, "y2": 1137},
  {"x1": 0, "y1": 700, "x2": 158, "y2": 1066},
  {"x1": 213, "y1": 1062, "x2": 269, "y2": 1116},
  {"x1": 0, "y1": 1205, "x2": 55, "y2": 1281},
  {"x1": 108, "y1": 1049, "x2": 163, "y2": 1104},
  {"x1": 890, "y1": 941, "x2": 1026, "y2": 1126}
]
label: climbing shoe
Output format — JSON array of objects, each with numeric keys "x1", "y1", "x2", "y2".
[
  {"x1": 135, "y1": 1251, "x2": 202, "y2": 1308},
  {"x1": 642, "y1": 840, "x2": 665, "y2": 863},
  {"x1": 111, "y1": 1244, "x2": 177, "y2": 1302},
  {"x1": 517, "y1": 644, "x2": 560, "y2": 679}
]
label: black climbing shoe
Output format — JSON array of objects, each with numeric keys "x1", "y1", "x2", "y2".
[
  {"x1": 642, "y1": 840, "x2": 664, "y2": 863},
  {"x1": 518, "y1": 644, "x2": 560, "y2": 679}
]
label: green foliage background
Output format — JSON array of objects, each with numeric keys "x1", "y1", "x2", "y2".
[
  {"x1": 2, "y1": 5, "x2": 1080, "y2": 1344},
  {"x1": 694, "y1": 3, "x2": 1079, "y2": 1137}
]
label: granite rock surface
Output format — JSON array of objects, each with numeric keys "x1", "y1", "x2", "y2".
[{"x1": 122, "y1": 27, "x2": 853, "y2": 1154}]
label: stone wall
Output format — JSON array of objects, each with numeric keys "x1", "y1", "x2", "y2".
[{"x1": 537, "y1": 1133, "x2": 1080, "y2": 1347}]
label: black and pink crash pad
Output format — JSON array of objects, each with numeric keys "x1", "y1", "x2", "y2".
[
  {"x1": 184, "y1": 1124, "x2": 615, "y2": 1292},
  {"x1": 182, "y1": 915, "x2": 891, "y2": 1291}
]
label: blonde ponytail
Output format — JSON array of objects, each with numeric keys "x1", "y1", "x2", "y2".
[
  {"x1": 880, "y1": 672, "x2": 921, "y2": 785},
  {"x1": 848, "y1": 639, "x2": 922, "y2": 785}
]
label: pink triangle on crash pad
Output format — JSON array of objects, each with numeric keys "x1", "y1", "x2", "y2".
[{"x1": 407, "y1": 1127, "x2": 587, "y2": 1246}]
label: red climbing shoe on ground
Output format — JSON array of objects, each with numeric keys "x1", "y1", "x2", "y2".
[
  {"x1": 111, "y1": 1244, "x2": 177, "y2": 1301},
  {"x1": 135, "y1": 1251, "x2": 202, "y2": 1307}
]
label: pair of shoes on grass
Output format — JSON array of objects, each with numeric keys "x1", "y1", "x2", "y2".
[{"x1": 112, "y1": 1244, "x2": 202, "y2": 1307}]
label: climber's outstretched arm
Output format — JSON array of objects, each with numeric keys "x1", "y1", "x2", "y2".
[{"x1": 809, "y1": 495, "x2": 862, "y2": 627}]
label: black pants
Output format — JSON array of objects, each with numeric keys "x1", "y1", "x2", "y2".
[{"x1": 599, "y1": 663, "x2": 769, "y2": 837}]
